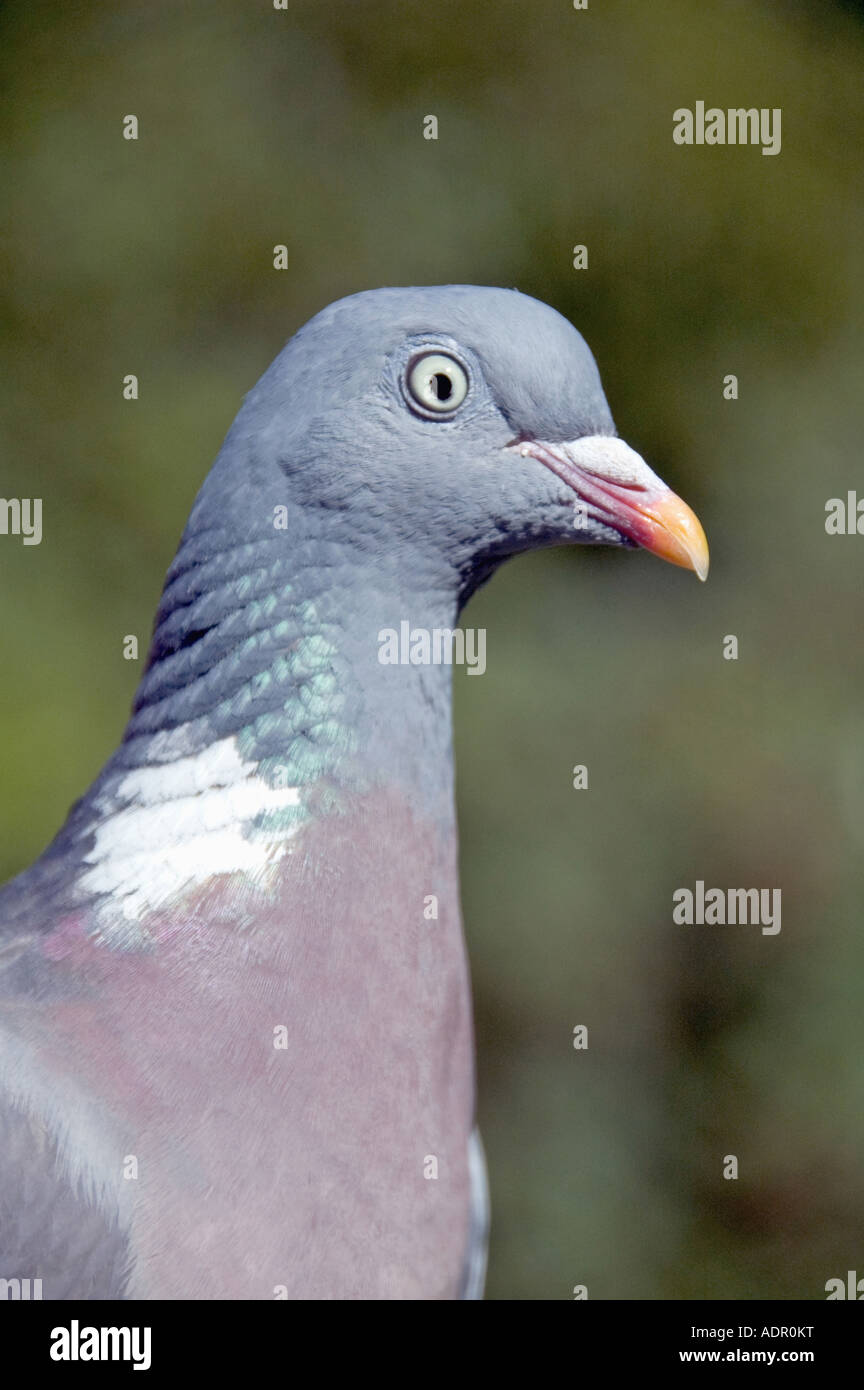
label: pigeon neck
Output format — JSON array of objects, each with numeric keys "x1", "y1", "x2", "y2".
[{"x1": 77, "y1": 525, "x2": 466, "y2": 860}]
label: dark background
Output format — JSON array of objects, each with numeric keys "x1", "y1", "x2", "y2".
[{"x1": 1, "y1": 0, "x2": 863, "y2": 1298}]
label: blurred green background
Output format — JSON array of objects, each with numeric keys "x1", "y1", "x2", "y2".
[{"x1": 2, "y1": 0, "x2": 863, "y2": 1299}]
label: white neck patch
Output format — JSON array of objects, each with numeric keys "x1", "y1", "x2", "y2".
[{"x1": 79, "y1": 736, "x2": 301, "y2": 930}]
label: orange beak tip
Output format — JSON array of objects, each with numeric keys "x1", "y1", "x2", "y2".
[{"x1": 640, "y1": 491, "x2": 709, "y2": 582}]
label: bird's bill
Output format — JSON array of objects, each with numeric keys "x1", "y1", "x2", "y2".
[{"x1": 514, "y1": 434, "x2": 709, "y2": 580}]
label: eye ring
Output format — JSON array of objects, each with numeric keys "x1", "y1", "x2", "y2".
[{"x1": 405, "y1": 352, "x2": 469, "y2": 416}]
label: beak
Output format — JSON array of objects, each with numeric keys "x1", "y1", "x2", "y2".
[{"x1": 515, "y1": 434, "x2": 709, "y2": 581}]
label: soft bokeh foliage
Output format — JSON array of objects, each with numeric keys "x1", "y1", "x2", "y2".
[{"x1": 1, "y1": 0, "x2": 862, "y2": 1298}]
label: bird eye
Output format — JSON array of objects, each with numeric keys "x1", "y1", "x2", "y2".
[{"x1": 406, "y1": 352, "x2": 469, "y2": 415}]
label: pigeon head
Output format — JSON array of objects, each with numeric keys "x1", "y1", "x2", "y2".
[
  {"x1": 93, "y1": 284, "x2": 710, "y2": 844},
  {"x1": 195, "y1": 284, "x2": 708, "y2": 606}
]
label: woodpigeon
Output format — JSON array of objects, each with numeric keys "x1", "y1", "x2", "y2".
[{"x1": 0, "y1": 286, "x2": 707, "y2": 1299}]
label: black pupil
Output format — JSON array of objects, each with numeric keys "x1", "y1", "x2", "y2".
[{"x1": 432, "y1": 371, "x2": 452, "y2": 401}]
